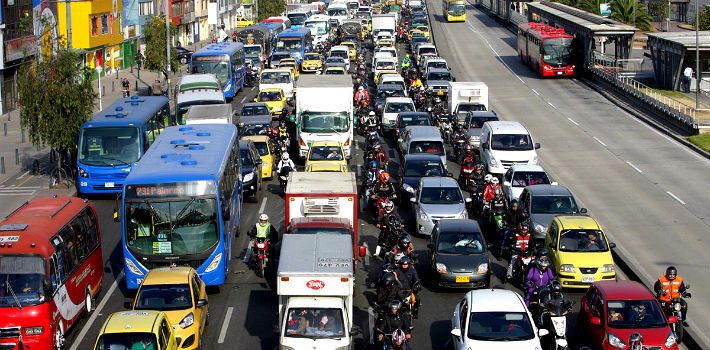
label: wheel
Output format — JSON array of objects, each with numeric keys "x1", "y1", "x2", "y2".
[
  {"x1": 54, "y1": 322, "x2": 64, "y2": 350},
  {"x1": 258, "y1": 258, "x2": 266, "y2": 277},
  {"x1": 181, "y1": 57, "x2": 188, "y2": 64},
  {"x1": 84, "y1": 288, "x2": 93, "y2": 315},
  {"x1": 676, "y1": 322, "x2": 684, "y2": 344}
]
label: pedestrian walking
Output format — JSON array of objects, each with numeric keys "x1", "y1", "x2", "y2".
[
  {"x1": 135, "y1": 51, "x2": 144, "y2": 70},
  {"x1": 683, "y1": 66, "x2": 693, "y2": 92}
]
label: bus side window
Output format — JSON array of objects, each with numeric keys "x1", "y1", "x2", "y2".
[
  {"x1": 58, "y1": 226, "x2": 78, "y2": 276},
  {"x1": 82, "y1": 208, "x2": 100, "y2": 250},
  {"x1": 70, "y1": 214, "x2": 89, "y2": 261},
  {"x1": 49, "y1": 256, "x2": 59, "y2": 293},
  {"x1": 144, "y1": 118, "x2": 157, "y2": 149}
]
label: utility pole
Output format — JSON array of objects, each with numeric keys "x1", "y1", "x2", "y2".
[
  {"x1": 66, "y1": 0, "x2": 72, "y2": 48},
  {"x1": 696, "y1": 0, "x2": 700, "y2": 108},
  {"x1": 667, "y1": 0, "x2": 671, "y2": 32},
  {"x1": 166, "y1": 0, "x2": 172, "y2": 102}
]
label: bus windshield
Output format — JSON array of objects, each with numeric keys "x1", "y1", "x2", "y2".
[
  {"x1": 276, "y1": 37, "x2": 304, "y2": 52},
  {"x1": 191, "y1": 55, "x2": 231, "y2": 85},
  {"x1": 306, "y1": 21, "x2": 328, "y2": 35},
  {"x1": 542, "y1": 38, "x2": 574, "y2": 66},
  {"x1": 448, "y1": 3, "x2": 465, "y2": 15},
  {"x1": 328, "y1": 8, "x2": 347, "y2": 16},
  {"x1": 287, "y1": 13, "x2": 308, "y2": 25},
  {"x1": 301, "y1": 112, "x2": 349, "y2": 133},
  {"x1": 125, "y1": 197, "x2": 219, "y2": 256},
  {"x1": 244, "y1": 46, "x2": 262, "y2": 56},
  {"x1": 0, "y1": 255, "x2": 46, "y2": 308},
  {"x1": 79, "y1": 126, "x2": 141, "y2": 167}
]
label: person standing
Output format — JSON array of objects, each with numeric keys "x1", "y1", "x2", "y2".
[{"x1": 683, "y1": 66, "x2": 694, "y2": 92}]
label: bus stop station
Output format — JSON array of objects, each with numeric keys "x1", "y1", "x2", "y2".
[{"x1": 646, "y1": 31, "x2": 710, "y2": 91}]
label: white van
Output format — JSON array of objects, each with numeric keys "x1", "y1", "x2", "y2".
[
  {"x1": 259, "y1": 69, "x2": 295, "y2": 99},
  {"x1": 479, "y1": 121, "x2": 540, "y2": 175}
]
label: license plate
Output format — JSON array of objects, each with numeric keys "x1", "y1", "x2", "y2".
[
  {"x1": 556, "y1": 72, "x2": 564, "y2": 75},
  {"x1": 105, "y1": 182, "x2": 114, "y2": 188},
  {"x1": 437, "y1": 91, "x2": 444, "y2": 95},
  {"x1": 455, "y1": 276, "x2": 470, "y2": 283},
  {"x1": 582, "y1": 276, "x2": 595, "y2": 283}
]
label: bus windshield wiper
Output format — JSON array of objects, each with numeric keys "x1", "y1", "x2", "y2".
[
  {"x1": 101, "y1": 156, "x2": 131, "y2": 167},
  {"x1": 5, "y1": 277, "x2": 22, "y2": 310}
]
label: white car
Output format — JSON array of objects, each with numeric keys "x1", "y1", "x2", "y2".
[
  {"x1": 502, "y1": 164, "x2": 556, "y2": 203},
  {"x1": 451, "y1": 289, "x2": 548, "y2": 350},
  {"x1": 479, "y1": 121, "x2": 540, "y2": 175},
  {"x1": 381, "y1": 97, "x2": 415, "y2": 133}
]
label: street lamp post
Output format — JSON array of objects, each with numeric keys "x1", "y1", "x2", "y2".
[
  {"x1": 696, "y1": 0, "x2": 700, "y2": 108},
  {"x1": 668, "y1": 0, "x2": 671, "y2": 32},
  {"x1": 166, "y1": 0, "x2": 172, "y2": 102}
]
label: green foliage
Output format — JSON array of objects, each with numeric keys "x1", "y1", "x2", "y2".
[
  {"x1": 258, "y1": 0, "x2": 286, "y2": 22},
  {"x1": 143, "y1": 15, "x2": 180, "y2": 75},
  {"x1": 648, "y1": 0, "x2": 668, "y2": 21},
  {"x1": 610, "y1": 0, "x2": 651, "y2": 31},
  {"x1": 696, "y1": 7, "x2": 710, "y2": 30},
  {"x1": 576, "y1": 0, "x2": 604, "y2": 15}
]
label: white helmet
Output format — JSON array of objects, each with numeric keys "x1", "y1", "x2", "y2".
[
  {"x1": 259, "y1": 213, "x2": 269, "y2": 221},
  {"x1": 369, "y1": 111, "x2": 376, "y2": 116},
  {"x1": 282, "y1": 153, "x2": 290, "y2": 161},
  {"x1": 484, "y1": 174, "x2": 493, "y2": 182},
  {"x1": 358, "y1": 86, "x2": 364, "y2": 91},
  {"x1": 491, "y1": 177, "x2": 499, "y2": 185}
]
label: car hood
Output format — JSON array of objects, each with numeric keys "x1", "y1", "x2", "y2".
[
  {"x1": 420, "y1": 202, "x2": 465, "y2": 216},
  {"x1": 427, "y1": 80, "x2": 450, "y2": 87},
  {"x1": 605, "y1": 327, "x2": 672, "y2": 348},
  {"x1": 434, "y1": 252, "x2": 487, "y2": 273},
  {"x1": 466, "y1": 129, "x2": 483, "y2": 138},
  {"x1": 530, "y1": 213, "x2": 558, "y2": 235},
  {"x1": 461, "y1": 338, "x2": 541, "y2": 350},
  {"x1": 242, "y1": 164, "x2": 255, "y2": 176},
  {"x1": 490, "y1": 149, "x2": 536, "y2": 161}
]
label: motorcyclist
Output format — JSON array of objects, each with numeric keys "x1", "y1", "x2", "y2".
[
  {"x1": 401, "y1": 54, "x2": 412, "y2": 70},
  {"x1": 373, "y1": 143, "x2": 389, "y2": 165},
  {"x1": 541, "y1": 280, "x2": 572, "y2": 320},
  {"x1": 363, "y1": 110, "x2": 379, "y2": 131},
  {"x1": 375, "y1": 300, "x2": 412, "y2": 344},
  {"x1": 355, "y1": 85, "x2": 370, "y2": 103},
  {"x1": 376, "y1": 273, "x2": 404, "y2": 310},
  {"x1": 389, "y1": 329, "x2": 410, "y2": 350},
  {"x1": 501, "y1": 199, "x2": 529, "y2": 255},
  {"x1": 471, "y1": 162, "x2": 486, "y2": 187},
  {"x1": 653, "y1": 266, "x2": 690, "y2": 326},
  {"x1": 361, "y1": 160, "x2": 379, "y2": 197},
  {"x1": 458, "y1": 156, "x2": 477, "y2": 189},
  {"x1": 121, "y1": 78, "x2": 131, "y2": 97},
  {"x1": 387, "y1": 234, "x2": 419, "y2": 265},
  {"x1": 355, "y1": 77, "x2": 369, "y2": 91},
  {"x1": 461, "y1": 143, "x2": 475, "y2": 163},
  {"x1": 277, "y1": 121, "x2": 290, "y2": 145},
  {"x1": 376, "y1": 200, "x2": 404, "y2": 250},
  {"x1": 372, "y1": 172, "x2": 397, "y2": 204},
  {"x1": 276, "y1": 153, "x2": 297, "y2": 175},
  {"x1": 525, "y1": 257, "x2": 555, "y2": 306},
  {"x1": 483, "y1": 177, "x2": 502, "y2": 202},
  {"x1": 395, "y1": 256, "x2": 420, "y2": 318},
  {"x1": 452, "y1": 124, "x2": 467, "y2": 146},
  {"x1": 505, "y1": 222, "x2": 533, "y2": 280},
  {"x1": 487, "y1": 188, "x2": 508, "y2": 219},
  {"x1": 247, "y1": 213, "x2": 279, "y2": 256}
]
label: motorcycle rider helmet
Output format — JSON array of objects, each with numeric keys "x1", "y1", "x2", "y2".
[
  {"x1": 535, "y1": 248, "x2": 550, "y2": 259},
  {"x1": 384, "y1": 200, "x2": 394, "y2": 212},
  {"x1": 369, "y1": 111, "x2": 376, "y2": 116},
  {"x1": 358, "y1": 86, "x2": 364, "y2": 91},
  {"x1": 282, "y1": 153, "x2": 290, "y2": 161},
  {"x1": 391, "y1": 329, "x2": 406, "y2": 345},
  {"x1": 279, "y1": 120, "x2": 286, "y2": 127},
  {"x1": 382, "y1": 272, "x2": 396, "y2": 288},
  {"x1": 379, "y1": 172, "x2": 390, "y2": 183},
  {"x1": 494, "y1": 188, "x2": 503, "y2": 197},
  {"x1": 464, "y1": 144, "x2": 473, "y2": 153},
  {"x1": 427, "y1": 107, "x2": 432, "y2": 112},
  {"x1": 665, "y1": 266, "x2": 677, "y2": 281},
  {"x1": 491, "y1": 177, "x2": 499, "y2": 185},
  {"x1": 484, "y1": 174, "x2": 493, "y2": 182},
  {"x1": 258, "y1": 213, "x2": 269, "y2": 225},
  {"x1": 368, "y1": 134, "x2": 378, "y2": 145},
  {"x1": 373, "y1": 143, "x2": 382, "y2": 150},
  {"x1": 511, "y1": 199, "x2": 519, "y2": 208},
  {"x1": 398, "y1": 256, "x2": 411, "y2": 270},
  {"x1": 550, "y1": 280, "x2": 562, "y2": 295},
  {"x1": 389, "y1": 299, "x2": 402, "y2": 313},
  {"x1": 537, "y1": 257, "x2": 550, "y2": 269},
  {"x1": 519, "y1": 222, "x2": 529, "y2": 232},
  {"x1": 398, "y1": 234, "x2": 411, "y2": 250}
]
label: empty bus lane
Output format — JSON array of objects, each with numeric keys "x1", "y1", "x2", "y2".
[{"x1": 426, "y1": 0, "x2": 710, "y2": 342}]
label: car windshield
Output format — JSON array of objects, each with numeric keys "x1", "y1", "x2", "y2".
[
  {"x1": 378, "y1": 88, "x2": 405, "y2": 100},
  {"x1": 467, "y1": 312, "x2": 535, "y2": 340},
  {"x1": 272, "y1": 53, "x2": 291, "y2": 62},
  {"x1": 427, "y1": 71, "x2": 452, "y2": 81},
  {"x1": 191, "y1": 55, "x2": 230, "y2": 85},
  {"x1": 309, "y1": 146, "x2": 344, "y2": 161},
  {"x1": 94, "y1": 332, "x2": 158, "y2": 350},
  {"x1": 404, "y1": 160, "x2": 444, "y2": 177},
  {"x1": 400, "y1": 115, "x2": 431, "y2": 127},
  {"x1": 531, "y1": 195, "x2": 579, "y2": 214},
  {"x1": 253, "y1": 141, "x2": 270, "y2": 156},
  {"x1": 606, "y1": 300, "x2": 667, "y2": 329},
  {"x1": 261, "y1": 71, "x2": 291, "y2": 84},
  {"x1": 468, "y1": 115, "x2": 497, "y2": 128},
  {"x1": 287, "y1": 13, "x2": 308, "y2": 25},
  {"x1": 419, "y1": 47, "x2": 437, "y2": 55},
  {"x1": 258, "y1": 91, "x2": 283, "y2": 102},
  {"x1": 420, "y1": 187, "x2": 463, "y2": 204},
  {"x1": 301, "y1": 112, "x2": 349, "y2": 133},
  {"x1": 291, "y1": 227, "x2": 351, "y2": 235},
  {"x1": 491, "y1": 134, "x2": 534, "y2": 150},
  {"x1": 511, "y1": 171, "x2": 550, "y2": 187},
  {"x1": 177, "y1": 99, "x2": 224, "y2": 124},
  {"x1": 330, "y1": 51, "x2": 348, "y2": 59},
  {"x1": 285, "y1": 307, "x2": 346, "y2": 338},
  {"x1": 437, "y1": 231, "x2": 484, "y2": 254},
  {"x1": 134, "y1": 283, "x2": 192, "y2": 311},
  {"x1": 303, "y1": 53, "x2": 320, "y2": 61},
  {"x1": 125, "y1": 197, "x2": 219, "y2": 256},
  {"x1": 306, "y1": 21, "x2": 328, "y2": 35},
  {"x1": 558, "y1": 229, "x2": 609, "y2": 252},
  {"x1": 241, "y1": 123, "x2": 270, "y2": 136},
  {"x1": 241, "y1": 105, "x2": 271, "y2": 116},
  {"x1": 244, "y1": 46, "x2": 262, "y2": 55},
  {"x1": 410, "y1": 141, "x2": 444, "y2": 155},
  {"x1": 0, "y1": 255, "x2": 46, "y2": 308},
  {"x1": 385, "y1": 102, "x2": 414, "y2": 113},
  {"x1": 376, "y1": 61, "x2": 396, "y2": 70},
  {"x1": 79, "y1": 126, "x2": 142, "y2": 166},
  {"x1": 427, "y1": 61, "x2": 447, "y2": 70}
]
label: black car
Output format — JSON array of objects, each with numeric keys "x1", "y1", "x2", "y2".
[
  {"x1": 375, "y1": 85, "x2": 406, "y2": 112},
  {"x1": 239, "y1": 140, "x2": 263, "y2": 202},
  {"x1": 428, "y1": 219, "x2": 491, "y2": 289},
  {"x1": 399, "y1": 154, "x2": 449, "y2": 203},
  {"x1": 176, "y1": 46, "x2": 194, "y2": 64},
  {"x1": 396, "y1": 112, "x2": 432, "y2": 139}
]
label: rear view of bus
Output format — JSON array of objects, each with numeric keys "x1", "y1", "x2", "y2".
[
  {"x1": 120, "y1": 124, "x2": 241, "y2": 289},
  {"x1": 77, "y1": 96, "x2": 171, "y2": 196},
  {"x1": 0, "y1": 196, "x2": 103, "y2": 350},
  {"x1": 190, "y1": 42, "x2": 246, "y2": 99}
]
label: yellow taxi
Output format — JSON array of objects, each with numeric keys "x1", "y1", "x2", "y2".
[
  {"x1": 236, "y1": 16, "x2": 254, "y2": 28},
  {"x1": 305, "y1": 141, "x2": 347, "y2": 171},
  {"x1": 93, "y1": 310, "x2": 178, "y2": 350},
  {"x1": 242, "y1": 135, "x2": 275, "y2": 180},
  {"x1": 278, "y1": 61, "x2": 300, "y2": 79},
  {"x1": 131, "y1": 267, "x2": 209, "y2": 349},
  {"x1": 324, "y1": 66, "x2": 347, "y2": 75},
  {"x1": 341, "y1": 41, "x2": 358, "y2": 61},
  {"x1": 300, "y1": 52, "x2": 323, "y2": 73},
  {"x1": 375, "y1": 70, "x2": 398, "y2": 84},
  {"x1": 279, "y1": 57, "x2": 297, "y2": 66},
  {"x1": 306, "y1": 162, "x2": 348, "y2": 172},
  {"x1": 545, "y1": 215, "x2": 617, "y2": 289},
  {"x1": 376, "y1": 39, "x2": 395, "y2": 49},
  {"x1": 409, "y1": 25, "x2": 431, "y2": 41},
  {"x1": 254, "y1": 88, "x2": 287, "y2": 118}
]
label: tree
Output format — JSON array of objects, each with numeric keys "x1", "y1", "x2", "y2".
[
  {"x1": 610, "y1": 0, "x2": 652, "y2": 30},
  {"x1": 258, "y1": 0, "x2": 286, "y2": 22},
  {"x1": 143, "y1": 15, "x2": 180, "y2": 77},
  {"x1": 648, "y1": 0, "x2": 669, "y2": 22},
  {"x1": 576, "y1": 0, "x2": 604, "y2": 15},
  {"x1": 696, "y1": 6, "x2": 710, "y2": 30},
  {"x1": 18, "y1": 34, "x2": 96, "y2": 186}
]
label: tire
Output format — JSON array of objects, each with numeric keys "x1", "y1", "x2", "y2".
[
  {"x1": 258, "y1": 258, "x2": 266, "y2": 277},
  {"x1": 676, "y1": 322, "x2": 684, "y2": 344},
  {"x1": 84, "y1": 288, "x2": 93, "y2": 315},
  {"x1": 54, "y1": 322, "x2": 64, "y2": 350}
]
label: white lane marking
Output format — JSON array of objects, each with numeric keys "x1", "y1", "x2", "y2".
[
  {"x1": 240, "y1": 96, "x2": 247, "y2": 103},
  {"x1": 356, "y1": 165, "x2": 362, "y2": 177},
  {"x1": 593, "y1": 137, "x2": 607, "y2": 147},
  {"x1": 626, "y1": 161, "x2": 643, "y2": 174},
  {"x1": 69, "y1": 271, "x2": 124, "y2": 350},
  {"x1": 368, "y1": 307, "x2": 375, "y2": 345},
  {"x1": 531, "y1": 89, "x2": 540, "y2": 95},
  {"x1": 567, "y1": 118, "x2": 579, "y2": 126},
  {"x1": 0, "y1": 191, "x2": 36, "y2": 196},
  {"x1": 666, "y1": 191, "x2": 686, "y2": 205},
  {"x1": 467, "y1": 22, "x2": 525, "y2": 84},
  {"x1": 218, "y1": 307, "x2": 235, "y2": 343},
  {"x1": 548, "y1": 102, "x2": 557, "y2": 109},
  {"x1": 258, "y1": 197, "x2": 268, "y2": 213},
  {"x1": 16, "y1": 171, "x2": 29, "y2": 180}
]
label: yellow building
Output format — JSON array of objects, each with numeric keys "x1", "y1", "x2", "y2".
[{"x1": 57, "y1": 0, "x2": 125, "y2": 73}]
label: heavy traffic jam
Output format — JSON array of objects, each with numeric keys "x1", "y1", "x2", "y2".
[{"x1": 0, "y1": 0, "x2": 695, "y2": 349}]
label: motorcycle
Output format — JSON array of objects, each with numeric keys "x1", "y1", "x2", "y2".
[
  {"x1": 278, "y1": 166, "x2": 293, "y2": 191},
  {"x1": 252, "y1": 237, "x2": 269, "y2": 277},
  {"x1": 459, "y1": 161, "x2": 476, "y2": 193},
  {"x1": 377, "y1": 214, "x2": 403, "y2": 256},
  {"x1": 439, "y1": 120, "x2": 453, "y2": 144},
  {"x1": 487, "y1": 206, "x2": 507, "y2": 237},
  {"x1": 375, "y1": 328, "x2": 413, "y2": 350},
  {"x1": 401, "y1": 281, "x2": 422, "y2": 321},
  {"x1": 507, "y1": 246, "x2": 534, "y2": 287},
  {"x1": 452, "y1": 136, "x2": 467, "y2": 161},
  {"x1": 539, "y1": 302, "x2": 571, "y2": 350},
  {"x1": 659, "y1": 287, "x2": 691, "y2": 343}
]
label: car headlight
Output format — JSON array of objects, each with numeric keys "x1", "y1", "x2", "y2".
[
  {"x1": 602, "y1": 264, "x2": 615, "y2": 273},
  {"x1": 490, "y1": 158, "x2": 498, "y2": 167},
  {"x1": 560, "y1": 264, "x2": 575, "y2": 273},
  {"x1": 477, "y1": 263, "x2": 488, "y2": 274},
  {"x1": 435, "y1": 262, "x2": 447, "y2": 273},
  {"x1": 205, "y1": 253, "x2": 222, "y2": 272},
  {"x1": 179, "y1": 312, "x2": 195, "y2": 329},
  {"x1": 273, "y1": 105, "x2": 283, "y2": 111},
  {"x1": 534, "y1": 223, "x2": 547, "y2": 233},
  {"x1": 608, "y1": 333, "x2": 626, "y2": 350},
  {"x1": 125, "y1": 258, "x2": 145, "y2": 276},
  {"x1": 664, "y1": 331, "x2": 677, "y2": 348},
  {"x1": 417, "y1": 208, "x2": 430, "y2": 222},
  {"x1": 402, "y1": 183, "x2": 415, "y2": 194},
  {"x1": 243, "y1": 172, "x2": 254, "y2": 182},
  {"x1": 24, "y1": 327, "x2": 43, "y2": 335},
  {"x1": 79, "y1": 168, "x2": 88, "y2": 178}
]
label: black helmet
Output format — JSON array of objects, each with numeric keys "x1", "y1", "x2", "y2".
[
  {"x1": 382, "y1": 272, "x2": 396, "y2": 288},
  {"x1": 511, "y1": 199, "x2": 519, "y2": 207},
  {"x1": 550, "y1": 280, "x2": 562, "y2": 294},
  {"x1": 399, "y1": 256, "x2": 411, "y2": 269},
  {"x1": 389, "y1": 299, "x2": 402, "y2": 312},
  {"x1": 535, "y1": 248, "x2": 549, "y2": 259},
  {"x1": 398, "y1": 234, "x2": 411, "y2": 250},
  {"x1": 368, "y1": 134, "x2": 378, "y2": 144},
  {"x1": 665, "y1": 266, "x2": 677, "y2": 280},
  {"x1": 382, "y1": 263, "x2": 395, "y2": 274},
  {"x1": 519, "y1": 222, "x2": 530, "y2": 232}
]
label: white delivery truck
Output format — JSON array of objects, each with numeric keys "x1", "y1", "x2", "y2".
[
  {"x1": 276, "y1": 234, "x2": 359, "y2": 350},
  {"x1": 184, "y1": 104, "x2": 234, "y2": 124},
  {"x1": 448, "y1": 82, "x2": 489, "y2": 117},
  {"x1": 371, "y1": 14, "x2": 396, "y2": 37},
  {"x1": 296, "y1": 75, "x2": 354, "y2": 158}
]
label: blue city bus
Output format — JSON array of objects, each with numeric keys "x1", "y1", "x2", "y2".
[
  {"x1": 77, "y1": 96, "x2": 171, "y2": 196},
  {"x1": 260, "y1": 21, "x2": 285, "y2": 49},
  {"x1": 274, "y1": 27, "x2": 313, "y2": 63},
  {"x1": 120, "y1": 124, "x2": 242, "y2": 289},
  {"x1": 190, "y1": 42, "x2": 246, "y2": 99}
]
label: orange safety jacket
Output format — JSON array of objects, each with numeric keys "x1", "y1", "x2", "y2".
[{"x1": 658, "y1": 275, "x2": 683, "y2": 302}]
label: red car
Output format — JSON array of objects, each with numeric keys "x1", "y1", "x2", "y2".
[{"x1": 578, "y1": 280, "x2": 679, "y2": 350}]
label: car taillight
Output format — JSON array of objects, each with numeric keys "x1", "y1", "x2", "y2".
[{"x1": 189, "y1": 51, "x2": 194, "y2": 54}]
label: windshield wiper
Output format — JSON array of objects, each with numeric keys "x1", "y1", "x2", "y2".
[
  {"x1": 174, "y1": 199, "x2": 196, "y2": 224},
  {"x1": 101, "y1": 156, "x2": 132, "y2": 167},
  {"x1": 5, "y1": 277, "x2": 23, "y2": 310},
  {"x1": 143, "y1": 199, "x2": 169, "y2": 232}
]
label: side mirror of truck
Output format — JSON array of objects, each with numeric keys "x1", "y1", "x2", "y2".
[
  {"x1": 535, "y1": 142, "x2": 541, "y2": 149},
  {"x1": 481, "y1": 142, "x2": 488, "y2": 150},
  {"x1": 350, "y1": 326, "x2": 362, "y2": 336},
  {"x1": 272, "y1": 325, "x2": 280, "y2": 334},
  {"x1": 359, "y1": 245, "x2": 367, "y2": 258},
  {"x1": 503, "y1": 181, "x2": 511, "y2": 187}
]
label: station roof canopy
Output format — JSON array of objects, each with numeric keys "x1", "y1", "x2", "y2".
[
  {"x1": 646, "y1": 31, "x2": 710, "y2": 51},
  {"x1": 527, "y1": 1, "x2": 638, "y2": 35}
]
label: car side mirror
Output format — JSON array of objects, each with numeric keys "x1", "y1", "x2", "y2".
[
  {"x1": 486, "y1": 243, "x2": 494, "y2": 249},
  {"x1": 465, "y1": 197, "x2": 472, "y2": 203},
  {"x1": 609, "y1": 242, "x2": 616, "y2": 249},
  {"x1": 124, "y1": 301, "x2": 133, "y2": 309},
  {"x1": 452, "y1": 77, "x2": 456, "y2": 82},
  {"x1": 549, "y1": 242, "x2": 556, "y2": 249},
  {"x1": 503, "y1": 181, "x2": 511, "y2": 187},
  {"x1": 255, "y1": 158, "x2": 263, "y2": 165},
  {"x1": 538, "y1": 328, "x2": 549, "y2": 337},
  {"x1": 359, "y1": 245, "x2": 367, "y2": 257},
  {"x1": 580, "y1": 208, "x2": 588, "y2": 213},
  {"x1": 551, "y1": 181, "x2": 558, "y2": 186},
  {"x1": 446, "y1": 171, "x2": 453, "y2": 177},
  {"x1": 426, "y1": 243, "x2": 433, "y2": 249},
  {"x1": 253, "y1": 98, "x2": 258, "y2": 102},
  {"x1": 590, "y1": 316, "x2": 602, "y2": 326},
  {"x1": 535, "y1": 142, "x2": 541, "y2": 149},
  {"x1": 409, "y1": 197, "x2": 416, "y2": 203},
  {"x1": 196, "y1": 299, "x2": 208, "y2": 307},
  {"x1": 350, "y1": 326, "x2": 361, "y2": 336},
  {"x1": 481, "y1": 142, "x2": 488, "y2": 149},
  {"x1": 450, "y1": 328, "x2": 462, "y2": 338}
]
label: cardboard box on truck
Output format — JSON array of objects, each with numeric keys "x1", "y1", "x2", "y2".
[
  {"x1": 372, "y1": 14, "x2": 396, "y2": 36},
  {"x1": 448, "y1": 81, "x2": 489, "y2": 116}
]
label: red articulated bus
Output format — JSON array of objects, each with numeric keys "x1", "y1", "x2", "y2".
[
  {"x1": 0, "y1": 196, "x2": 103, "y2": 350},
  {"x1": 517, "y1": 22, "x2": 576, "y2": 77}
]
